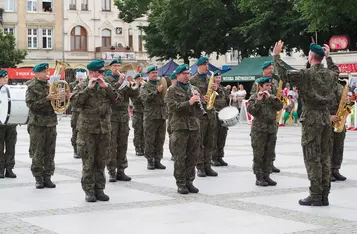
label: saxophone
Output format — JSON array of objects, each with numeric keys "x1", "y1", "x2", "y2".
[
  {"x1": 333, "y1": 79, "x2": 352, "y2": 132},
  {"x1": 276, "y1": 80, "x2": 287, "y2": 122},
  {"x1": 205, "y1": 71, "x2": 218, "y2": 111}
]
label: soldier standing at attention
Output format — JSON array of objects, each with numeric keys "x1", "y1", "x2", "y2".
[
  {"x1": 140, "y1": 66, "x2": 167, "y2": 170},
  {"x1": 105, "y1": 58, "x2": 139, "y2": 182},
  {"x1": 211, "y1": 70, "x2": 229, "y2": 167},
  {"x1": 72, "y1": 60, "x2": 121, "y2": 202},
  {"x1": 167, "y1": 71, "x2": 177, "y2": 161},
  {"x1": 273, "y1": 40, "x2": 339, "y2": 206},
  {"x1": 190, "y1": 57, "x2": 218, "y2": 177},
  {"x1": 247, "y1": 77, "x2": 283, "y2": 187},
  {"x1": 0, "y1": 70, "x2": 17, "y2": 179},
  {"x1": 25, "y1": 63, "x2": 59, "y2": 189},
  {"x1": 131, "y1": 73, "x2": 145, "y2": 156},
  {"x1": 165, "y1": 64, "x2": 201, "y2": 194}
]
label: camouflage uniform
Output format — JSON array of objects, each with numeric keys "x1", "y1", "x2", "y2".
[
  {"x1": 131, "y1": 86, "x2": 145, "y2": 155},
  {"x1": 25, "y1": 79, "x2": 58, "y2": 185},
  {"x1": 69, "y1": 80, "x2": 80, "y2": 158},
  {"x1": 105, "y1": 75, "x2": 139, "y2": 179},
  {"x1": 0, "y1": 125, "x2": 17, "y2": 175},
  {"x1": 165, "y1": 83, "x2": 200, "y2": 192},
  {"x1": 274, "y1": 54, "x2": 339, "y2": 203},
  {"x1": 71, "y1": 81, "x2": 120, "y2": 195},
  {"x1": 140, "y1": 81, "x2": 167, "y2": 168}
]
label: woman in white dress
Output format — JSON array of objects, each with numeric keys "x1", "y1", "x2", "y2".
[{"x1": 236, "y1": 84, "x2": 247, "y2": 111}]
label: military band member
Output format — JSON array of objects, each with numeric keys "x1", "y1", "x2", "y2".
[
  {"x1": 105, "y1": 58, "x2": 139, "y2": 182},
  {"x1": 165, "y1": 64, "x2": 201, "y2": 194},
  {"x1": 274, "y1": 41, "x2": 339, "y2": 206},
  {"x1": 25, "y1": 63, "x2": 59, "y2": 189},
  {"x1": 211, "y1": 71, "x2": 229, "y2": 167},
  {"x1": 0, "y1": 70, "x2": 17, "y2": 179},
  {"x1": 140, "y1": 66, "x2": 167, "y2": 170},
  {"x1": 190, "y1": 57, "x2": 218, "y2": 177},
  {"x1": 131, "y1": 73, "x2": 145, "y2": 156},
  {"x1": 247, "y1": 77, "x2": 283, "y2": 187},
  {"x1": 167, "y1": 71, "x2": 177, "y2": 161},
  {"x1": 72, "y1": 60, "x2": 121, "y2": 202}
]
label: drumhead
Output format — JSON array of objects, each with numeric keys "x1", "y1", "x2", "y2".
[
  {"x1": 0, "y1": 85, "x2": 10, "y2": 124},
  {"x1": 218, "y1": 106, "x2": 239, "y2": 120}
]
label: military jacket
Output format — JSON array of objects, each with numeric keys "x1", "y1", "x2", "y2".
[
  {"x1": 131, "y1": 86, "x2": 144, "y2": 114},
  {"x1": 140, "y1": 80, "x2": 167, "y2": 120},
  {"x1": 189, "y1": 73, "x2": 215, "y2": 120},
  {"x1": 69, "y1": 80, "x2": 79, "y2": 92},
  {"x1": 69, "y1": 80, "x2": 80, "y2": 112},
  {"x1": 165, "y1": 84, "x2": 200, "y2": 131},
  {"x1": 214, "y1": 84, "x2": 229, "y2": 111},
  {"x1": 25, "y1": 78, "x2": 58, "y2": 127},
  {"x1": 250, "y1": 73, "x2": 280, "y2": 95},
  {"x1": 105, "y1": 75, "x2": 139, "y2": 122},
  {"x1": 71, "y1": 81, "x2": 121, "y2": 134},
  {"x1": 247, "y1": 94, "x2": 283, "y2": 133}
]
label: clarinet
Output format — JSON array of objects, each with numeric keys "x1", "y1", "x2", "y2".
[{"x1": 188, "y1": 82, "x2": 207, "y2": 116}]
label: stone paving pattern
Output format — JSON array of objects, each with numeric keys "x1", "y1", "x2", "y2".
[{"x1": 1, "y1": 116, "x2": 357, "y2": 234}]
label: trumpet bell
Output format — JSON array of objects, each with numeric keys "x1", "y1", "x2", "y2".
[
  {"x1": 158, "y1": 77, "x2": 168, "y2": 96},
  {"x1": 50, "y1": 80, "x2": 71, "y2": 114}
]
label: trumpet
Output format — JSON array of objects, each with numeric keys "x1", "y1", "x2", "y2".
[
  {"x1": 188, "y1": 82, "x2": 207, "y2": 116},
  {"x1": 131, "y1": 80, "x2": 146, "y2": 90}
]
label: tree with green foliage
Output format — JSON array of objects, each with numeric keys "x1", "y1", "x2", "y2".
[
  {"x1": 114, "y1": 0, "x2": 151, "y2": 23},
  {"x1": 0, "y1": 30, "x2": 27, "y2": 68}
]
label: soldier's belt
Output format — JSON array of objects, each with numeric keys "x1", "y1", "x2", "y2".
[{"x1": 303, "y1": 105, "x2": 327, "y2": 110}]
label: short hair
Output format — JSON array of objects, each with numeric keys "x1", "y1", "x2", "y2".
[{"x1": 311, "y1": 52, "x2": 323, "y2": 62}]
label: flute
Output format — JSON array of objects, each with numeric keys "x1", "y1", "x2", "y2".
[{"x1": 188, "y1": 82, "x2": 207, "y2": 116}]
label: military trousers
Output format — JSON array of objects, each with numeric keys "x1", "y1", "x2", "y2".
[
  {"x1": 172, "y1": 130, "x2": 200, "y2": 187},
  {"x1": 143, "y1": 119, "x2": 166, "y2": 161},
  {"x1": 77, "y1": 131, "x2": 110, "y2": 194},
  {"x1": 250, "y1": 130, "x2": 277, "y2": 176},
  {"x1": 212, "y1": 114, "x2": 228, "y2": 161},
  {"x1": 28, "y1": 125, "x2": 56, "y2": 178},
  {"x1": 107, "y1": 121, "x2": 129, "y2": 172},
  {"x1": 0, "y1": 125, "x2": 17, "y2": 171},
  {"x1": 330, "y1": 127, "x2": 346, "y2": 170},
  {"x1": 167, "y1": 114, "x2": 174, "y2": 156},
  {"x1": 132, "y1": 111, "x2": 145, "y2": 153},
  {"x1": 197, "y1": 115, "x2": 216, "y2": 168},
  {"x1": 70, "y1": 111, "x2": 79, "y2": 154}
]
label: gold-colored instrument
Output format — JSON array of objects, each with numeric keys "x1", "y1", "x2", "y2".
[
  {"x1": 333, "y1": 78, "x2": 353, "y2": 132},
  {"x1": 206, "y1": 71, "x2": 218, "y2": 111},
  {"x1": 131, "y1": 80, "x2": 146, "y2": 90},
  {"x1": 49, "y1": 60, "x2": 71, "y2": 113},
  {"x1": 157, "y1": 77, "x2": 168, "y2": 96},
  {"x1": 117, "y1": 63, "x2": 138, "y2": 90},
  {"x1": 276, "y1": 80, "x2": 288, "y2": 123}
]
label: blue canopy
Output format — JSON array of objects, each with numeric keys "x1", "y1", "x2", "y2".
[
  {"x1": 158, "y1": 59, "x2": 178, "y2": 77},
  {"x1": 190, "y1": 63, "x2": 221, "y2": 76}
]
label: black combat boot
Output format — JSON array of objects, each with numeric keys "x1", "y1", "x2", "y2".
[
  {"x1": 332, "y1": 169, "x2": 347, "y2": 181},
  {"x1": 205, "y1": 165, "x2": 218, "y2": 177},
  {"x1": 197, "y1": 166, "x2": 206, "y2": 177},
  {"x1": 155, "y1": 160, "x2": 166, "y2": 170},
  {"x1": 171, "y1": 156, "x2": 174, "y2": 161},
  {"x1": 218, "y1": 158, "x2": 228, "y2": 166},
  {"x1": 322, "y1": 195, "x2": 329, "y2": 206},
  {"x1": 263, "y1": 176, "x2": 277, "y2": 186},
  {"x1": 186, "y1": 182, "x2": 199, "y2": 193},
  {"x1": 331, "y1": 174, "x2": 336, "y2": 182},
  {"x1": 255, "y1": 175, "x2": 268, "y2": 187},
  {"x1": 211, "y1": 159, "x2": 222, "y2": 167},
  {"x1": 35, "y1": 177, "x2": 44, "y2": 189},
  {"x1": 5, "y1": 169, "x2": 17, "y2": 178},
  {"x1": 0, "y1": 170, "x2": 5, "y2": 179},
  {"x1": 272, "y1": 165, "x2": 280, "y2": 173},
  {"x1": 177, "y1": 185, "x2": 189, "y2": 194},
  {"x1": 44, "y1": 177, "x2": 56, "y2": 188},
  {"x1": 73, "y1": 153, "x2": 81, "y2": 159},
  {"x1": 298, "y1": 196, "x2": 322, "y2": 206},
  {"x1": 96, "y1": 190, "x2": 110, "y2": 201},
  {"x1": 116, "y1": 169, "x2": 131, "y2": 181},
  {"x1": 85, "y1": 192, "x2": 97, "y2": 202},
  {"x1": 109, "y1": 171, "x2": 117, "y2": 182},
  {"x1": 135, "y1": 149, "x2": 144, "y2": 156},
  {"x1": 147, "y1": 160, "x2": 155, "y2": 170}
]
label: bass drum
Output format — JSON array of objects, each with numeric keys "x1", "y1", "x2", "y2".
[
  {"x1": 218, "y1": 106, "x2": 239, "y2": 127},
  {"x1": 0, "y1": 85, "x2": 29, "y2": 125}
]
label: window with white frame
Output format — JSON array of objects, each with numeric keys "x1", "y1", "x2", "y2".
[
  {"x1": 81, "y1": 0, "x2": 88, "y2": 10},
  {"x1": 27, "y1": 0, "x2": 37, "y2": 12},
  {"x1": 5, "y1": 0, "x2": 15, "y2": 11},
  {"x1": 69, "y1": 0, "x2": 76, "y2": 10},
  {"x1": 42, "y1": 29, "x2": 52, "y2": 49},
  {"x1": 4, "y1": 28, "x2": 15, "y2": 35},
  {"x1": 28, "y1": 29, "x2": 38, "y2": 49},
  {"x1": 102, "y1": 0, "x2": 111, "y2": 11}
]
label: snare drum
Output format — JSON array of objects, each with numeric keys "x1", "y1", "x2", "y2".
[
  {"x1": 0, "y1": 85, "x2": 29, "y2": 125},
  {"x1": 218, "y1": 106, "x2": 239, "y2": 127}
]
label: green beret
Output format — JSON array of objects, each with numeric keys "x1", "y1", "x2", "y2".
[
  {"x1": 146, "y1": 65, "x2": 158, "y2": 73},
  {"x1": 213, "y1": 70, "x2": 221, "y2": 76},
  {"x1": 261, "y1": 61, "x2": 273, "y2": 70},
  {"x1": 256, "y1": 77, "x2": 272, "y2": 84},
  {"x1": 33, "y1": 63, "x2": 49, "y2": 72},
  {"x1": 87, "y1": 60, "x2": 105, "y2": 71},
  {"x1": 109, "y1": 58, "x2": 122, "y2": 66},
  {"x1": 75, "y1": 68, "x2": 86, "y2": 73},
  {"x1": 105, "y1": 70, "x2": 112, "y2": 76},
  {"x1": 310, "y1": 43, "x2": 325, "y2": 57},
  {"x1": 0, "y1": 70, "x2": 8, "y2": 78},
  {"x1": 169, "y1": 71, "x2": 177, "y2": 80},
  {"x1": 134, "y1": 73, "x2": 143, "y2": 79},
  {"x1": 196, "y1": 57, "x2": 209, "y2": 66},
  {"x1": 175, "y1": 64, "x2": 189, "y2": 74}
]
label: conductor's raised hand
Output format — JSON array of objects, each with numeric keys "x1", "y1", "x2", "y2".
[
  {"x1": 273, "y1": 40, "x2": 284, "y2": 55},
  {"x1": 323, "y1": 44, "x2": 330, "y2": 57}
]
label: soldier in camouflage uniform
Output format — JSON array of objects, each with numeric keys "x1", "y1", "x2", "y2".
[
  {"x1": 211, "y1": 71, "x2": 229, "y2": 167},
  {"x1": 274, "y1": 41, "x2": 339, "y2": 206},
  {"x1": 0, "y1": 70, "x2": 17, "y2": 179},
  {"x1": 25, "y1": 63, "x2": 59, "y2": 189},
  {"x1": 140, "y1": 65, "x2": 167, "y2": 170},
  {"x1": 247, "y1": 77, "x2": 283, "y2": 187},
  {"x1": 131, "y1": 73, "x2": 145, "y2": 156},
  {"x1": 105, "y1": 58, "x2": 139, "y2": 182},
  {"x1": 167, "y1": 71, "x2": 177, "y2": 161},
  {"x1": 165, "y1": 64, "x2": 201, "y2": 194},
  {"x1": 72, "y1": 60, "x2": 121, "y2": 202},
  {"x1": 69, "y1": 68, "x2": 87, "y2": 159},
  {"x1": 190, "y1": 57, "x2": 218, "y2": 177}
]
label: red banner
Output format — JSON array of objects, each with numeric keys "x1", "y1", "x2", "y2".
[
  {"x1": 338, "y1": 64, "x2": 357, "y2": 73},
  {"x1": 2, "y1": 68, "x2": 63, "y2": 80},
  {"x1": 329, "y1": 35, "x2": 349, "y2": 50}
]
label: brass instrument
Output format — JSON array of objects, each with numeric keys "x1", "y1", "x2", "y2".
[
  {"x1": 276, "y1": 80, "x2": 288, "y2": 123},
  {"x1": 157, "y1": 77, "x2": 168, "y2": 96},
  {"x1": 333, "y1": 78, "x2": 353, "y2": 132},
  {"x1": 188, "y1": 82, "x2": 207, "y2": 116},
  {"x1": 49, "y1": 60, "x2": 71, "y2": 113},
  {"x1": 205, "y1": 71, "x2": 218, "y2": 111},
  {"x1": 117, "y1": 63, "x2": 138, "y2": 90},
  {"x1": 131, "y1": 80, "x2": 146, "y2": 90}
]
